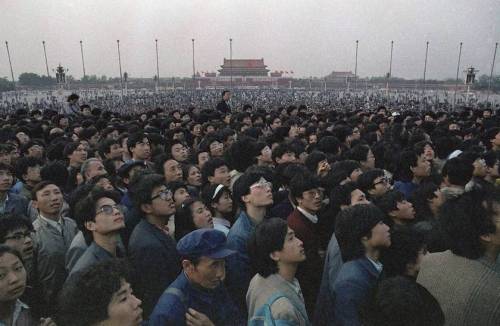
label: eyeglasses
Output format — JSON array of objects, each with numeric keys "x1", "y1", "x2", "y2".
[
  {"x1": 4, "y1": 231, "x2": 32, "y2": 241},
  {"x1": 151, "y1": 189, "x2": 173, "y2": 201},
  {"x1": 250, "y1": 178, "x2": 272, "y2": 190},
  {"x1": 304, "y1": 189, "x2": 324, "y2": 198},
  {"x1": 96, "y1": 204, "x2": 123, "y2": 215},
  {"x1": 373, "y1": 177, "x2": 389, "y2": 187}
]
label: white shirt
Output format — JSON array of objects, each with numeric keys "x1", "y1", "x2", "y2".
[
  {"x1": 297, "y1": 207, "x2": 318, "y2": 224},
  {"x1": 40, "y1": 214, "x2": 63, "y2": 233}
]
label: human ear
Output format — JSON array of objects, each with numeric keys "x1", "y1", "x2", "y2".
[{"x1": 269, "y1": 251, "x2": 280, "y2": 262}]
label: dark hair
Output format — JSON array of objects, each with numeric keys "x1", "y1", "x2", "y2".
[
  {"x1": 271, "y1": 143, "x2": 295, "y2": 163},
  {"x1": 439, "y1": 188, "x2": 500, "y2": 259},
  {"x1": 373, "y1": 190, "x2": 406, "y2": 226},
  {"x1": 394, "y1": 150, "x2": 418, "y2": 182},
  {"x1": 410, "y1": 183, "x2": 440, "y2": 221},
  {"x1": 304, "y1": 151, "x2": 327, "y2": 174},
  {"x1": 56, "y1": 259, "x2": 133, "y2": 326},
  {"x1": 221, "y1": 90, "x2": 230, "y2": 98},
  {"x1": 248, "y1": 218, "x2": 289, "y2": 277},
  {"x1": 232, "y1": 171, "x2": 267, "y2": 209},
  {"x1": 127, "y1": 132, "x2": 149, "y2": 155},
  {"x1": 174, "y1": 198, "x2": 205, "y2": 241},
  {"x1": 360, "y1": 276, "x2": 444, "y2": 326},
  {"x1": 335, "y1": 204, "x2": 385, "y2": 262},
  {"x1": 441, "y1": 157, "x2": 473, "y2": 187},
  {"x1": 316, "y1": 136, "x2": 341, "y2": 155},
  {"x1": 0, "y1": 244, "x2": 24, "y2": 265},
  {"x1": 329, "y1": 182, "x2": 360, "y2": 213},
  {"x1": 14, "y1": 157, "x2": 43, "y2": 182},
  {"x1": 482, "y1": 127, "x2": 500, "y2": 149},
  {"x1": 63, "y1": 141, "x2": 84, "y2": 159},
  {"x1": 380, "y1": 226, "x2": 426, "y2": 278},
  {"x1": 98, "y1": 138, "x2": 120, "y2": 158},
  {"x1": 325, "y1": 160, "x2": 362, "y2": 189},
  {"x1": 349, "y1": 144, "x2": 371, "y2": 162},
  {"x1": 129, "y1": 173, "x2": 165, "y2": 211},
  {"x1": 0, "y1": 214, "x2": 33, "y2": 243},
  {"x1": 31, "y1": 180, "x2": 59, "y2": 201},
  {"x1": 289, "y1": 173, "x2": 320, "y2": 201},
  {"x1": 74, "y1": 188, "x2": 122, "y2": 244},
  {"x1": 0, "y1": 162, "x2": 15, "y2": 175},
  {"x1": 40, "y1": 161, "x2": 68, "y2": 191},
  {"x1": 200, "y1": 158, "x2": 228, "y2": 186},
  {"x1": 225, "y1": 137, "x2": 257, "y2": 173},
  {"x1": 356, "y1": 169, "x2": 385, "y2": 194}
]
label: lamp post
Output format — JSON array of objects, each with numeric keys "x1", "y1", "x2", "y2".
[
  {"x1": 453, "y1": 42, "x2": 463, "y2": 109},
  {"x1": 80, "y1": 40, "x2": 86, "y2": 78},
  {"x1": 42, "y1": 41, "x2": 50, "y2": 77},
  {"x1": 486, "y1": 42, "x2": 498, "y2": 104},
  {"x1": 117, "y1": 40, "x2": 123, "y2": 97},
  {"x1": 354, "y1": 40, "x2": 359, "y2": 91},
  {"x1": 155, "y1": 39, "x2": 160, "y2": 91},
  {"x1": 422, "y1": 41, "x2": 429, "y2": 106},
  {"x1": 4, "y1": 41, "x2": 15, "y2": 88},
  {"x1": 229, "y1": 38, "x2": 233, "y2": 90}
]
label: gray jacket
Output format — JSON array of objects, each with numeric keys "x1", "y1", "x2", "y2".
[{"x1": 33, "y1": 216, "x2": 77, "y2": 314}]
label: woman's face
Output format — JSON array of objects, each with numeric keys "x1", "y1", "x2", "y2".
[
  {"x1": 187, "y1": 166, "x2": 202, "y2": 186},
  {"x1": 213, "y1": 191, "x2": 233, "y2": 215},
  {"x1": 0, "y1": 253, "x2": 26, "y2": 302},
  {"x1": 191, "y1": 201, "x2": 214, "y2": 229}
]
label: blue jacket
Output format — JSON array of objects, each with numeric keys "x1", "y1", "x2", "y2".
[
  {"x1": 225, "y1": 210, "x2": 257, "y2": 313},
  {"x1": 2, "y1": 193, "x2": 29, "y2": 217},
  {"x1": 333, "y1": 257, "x2": 382, "y2": 326},
  {"x1": 393, "y1": 181, "x2": 418, "y2": 200},
  {"x1": 149, "y1": 272, "x2": 242, "y2": 326},
  {"x1": 128, "y1": 219, "x2": 180, "y2": 319}
]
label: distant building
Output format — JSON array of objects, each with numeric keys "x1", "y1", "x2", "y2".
[
  {"x1": 218, "y1": 58, "x2": 270, "y2": 77},
  {"x1": 325, "y1": 71, "x2": 356, "y2": 83}
]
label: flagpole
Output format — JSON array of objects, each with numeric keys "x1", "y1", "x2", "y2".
[
  {"x1": 421, "y1": 41, "x2": 429, "y2": 106},
  {"x1": 117, "y1": 40, "x2": 123, "y2": 97},
  {"x1": 453, "y1": 42, "x2": 463, "y2": 109},
  {"x1": 80, "y1": 40, "x2": 86, "y2": 78},
  {"x1": 5, "y1": 41, "x2": 15, "y2": 88},
  {"x1": 386, "y1": 40, "x2": 393, "y2": 99},
  {"x1": 486, "y1": 42, "x2": 498, "y2": 104},
  {"x1": 192, "y1": 38, "x2": 196, "y2": 89},
  {"x1": 42, "y1": 41, "x2": 50, "y2": 77},
  {"x1": 229, "y1": 38, "x2": 233, "y2": 91},
  {"x1": 354, "y1": 40, "x2": 359, "y2": 91},
  {"x1": 155, "y1": 39, "x2": 160, "y2": 91}
]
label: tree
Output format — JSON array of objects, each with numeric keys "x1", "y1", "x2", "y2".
[
  {"x1": 18, "y1": 72, "x2": 56, "y2": 86},
  {"x1": 0, "y1": 77, "x2": 14, "y2": 91}
]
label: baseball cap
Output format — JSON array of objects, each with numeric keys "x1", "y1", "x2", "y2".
[{"x1": 177, "y1": 229, "x2": 236, "y2": 259}]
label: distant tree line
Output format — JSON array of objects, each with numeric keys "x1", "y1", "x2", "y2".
[{"x1": 0, "y1": 77, "x2": 15, "y2": 91}]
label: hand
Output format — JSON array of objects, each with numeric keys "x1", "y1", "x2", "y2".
[
  {"x1": 185, "y1": 308, "x2": 214, "y2": 326},
  {"x1": 39, "y1": 317, "x2": 57, "y2": 326}
]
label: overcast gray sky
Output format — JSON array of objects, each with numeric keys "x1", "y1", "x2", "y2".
[{"x1": 1, "y1": 0, "x2": 499, "y2": 80}]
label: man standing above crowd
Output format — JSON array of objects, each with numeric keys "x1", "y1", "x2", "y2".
[{"x1": 216, "y1": 90, "x2": 231, "y2": 114}]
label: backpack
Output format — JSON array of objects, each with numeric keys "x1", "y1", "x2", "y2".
[{"x1": 248, "y1": 292, "x2": 309, "y2": 326}]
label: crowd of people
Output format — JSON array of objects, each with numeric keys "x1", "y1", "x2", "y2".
[{"x1": 0, "y1": 88, "x2": 498, "y2": 325}]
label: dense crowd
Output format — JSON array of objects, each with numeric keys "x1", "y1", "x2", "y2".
[{"x1": 0, "y1": 89, "x2": 498, "y2": 325}]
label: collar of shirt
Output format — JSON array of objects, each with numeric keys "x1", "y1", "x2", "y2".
[
  {"x1": 213, "y1": 217, "x2": 231, "y2": 228},
  {"x1": 39, "y1": 214, "x2": 63, "y2": 232},
  {"x1": 366, "y1": 256, "x2": 383, "y2": 273},
  {"x1": 0, "y1": 299, "x2": 29, "y2": 326},
  {"x1": 297, "y1": 207, "x2": 318, "y2": 224}
]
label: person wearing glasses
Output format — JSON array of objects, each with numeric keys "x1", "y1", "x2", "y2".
[
  {"x1": 226, "y1": 172, "x2": 274, "y2": 315},
  {"x1": 356, "y1": 169, "x2": 391, "y2": 201},
  {"x1": 68, "y1": 189, "x2": 125, "y2": 278},
  {"x1": 287, "y1": 173, "x2": 324, "y2": 316},
  {"x1": 128, "y1": 174, "x2": 180, "y2": 319}
]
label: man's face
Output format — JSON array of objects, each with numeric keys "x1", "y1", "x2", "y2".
[
  {"x1": 69, "y1": 144, "x2": 88, "y2": 165},
  {"x1": 243, "y1": 178, "x2": 273, "y2": 208},
  {"x1": 276, "y1": 152, "x2": 296, "y2": 165},
  {"x1": 3, "y1": 227, "x2": 34, "y2": 261},
  {"x1": 0, "y1": 152, "x2": 11, "y2": 165},
  {"x1": 187, "y1": 166, "x2": 202, "y2": 186},
  {"x1": 106, "y1": 280, "x2": 143, "y2": 325},
  {"x1": 422, "y1": 145, "x2": 435, "y2": 161},
  {"x1": 259, "y1": 146, "x2": 273, "y2": 164},
  {"x1": 130, "y1": 138, "x2": 151, "y2": 161},
  {"x1": 473, "y1": 158, "x2": 488, "y2": 178},
  {"x1": 15, "y1": 132, "x2": 30, "y2": 145},
  {"x1": 273, "y1": 227, "x2": 306, "y2": 265},
  {"x1": 88, "y1": 197, "x2": 125, "y2": 235},
  {"x1": 24, "y1": 165, "x2": 41, "y2": 185},
  {"x1": 163, "y1": 159, "x2": 183, "y2": 183},
  {"x1": 365, "y1": 221, "x2": 391, "y2": 248},
  {"x1": 197, "y1": 152, "x2": 210, "y2": 169},
  {"x1": 350, "y1": 189, "x2": 369, "y2": 206},
  {"x1": 186, "y1": 256, "x2": 226, "y2": 289},
  {"x1": 213, "y1": 191, "x2": 233, "y2": 215},
  {"x1": 27, "y1": 144, "x2": 44, "y2": 159},
  {"x1": 209, "y1": 141, "x2": 224, "y2": 157},
  {"x1": 33, "y1": 184, "x2": 63, "y2": 217},
  {"x1": 369, "y1": 176, "x2": 390, "y2": 198},
  {"x1": 492, "y1": 132, "x2": 500, "y2": 148},
  {"x1": 0, "y1": 253, "x2": 27, "y2": 302},
  {"x1": 271, "y1": 118, "x2": 282, "y2": 130},
  {"x1": 223, "y1": 92, "x2": 231, "y2": 101},
  {"x1": 208, "y1": 165, "x2": 231, "y2": 188},
  {"x1": 349, "y1": 168, "x2": 363, "y2": 183},
  {"x1": 107, "y1": 144, "x2": 123, "y2": 160},
  {"x1": 411, "y1": 156, "x2": 431, "y2": 179},
  {"x1": 391, "y1": 200, "x2": 415, "y2": 221},
  {"x1": 86, "y1": 160, "x2": 107, "y2": 180},
  {"x1": 149, "y1": 186, "x2": 175, "y2": 218},
  {"x1": 192, "y1": 124, "x2": 202, "y2": 137},
  {"x1": 171, "y1": 144, "x2": 188, "y2": 162},
  {"x1": 487, "y1": 160, "x2": 500, "y2": 178},
  {"x1": 0, "y1": 170, "x2": 13, "y2": 192},
  {"x1": 297, "y1": 188, "x2": 322, "y2": 214}
]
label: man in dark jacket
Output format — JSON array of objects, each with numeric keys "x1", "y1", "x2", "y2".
[
  {"x1": 128, "y1": 173, "x2": 180, "y2": 319},
  {"x1": 216, "y1": 90, "x2": 231, "y2": 114}
]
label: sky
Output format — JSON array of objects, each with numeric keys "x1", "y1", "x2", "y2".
[{"x1": 1, "y1": 0, "x2": 499, "y2": 80}]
